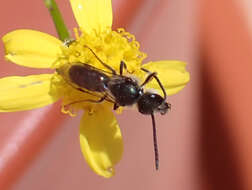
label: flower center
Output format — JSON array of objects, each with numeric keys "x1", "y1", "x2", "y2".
[{"x1": 50, "y1": 28, "x2": 146, "y2": 115}]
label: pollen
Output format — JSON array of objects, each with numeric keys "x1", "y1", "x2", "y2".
[{"x1": 50, "y1": 28, "x2": 147, "y2": 115}]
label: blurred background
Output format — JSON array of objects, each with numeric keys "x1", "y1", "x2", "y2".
[{"x1": 0, "y1": 0, "x2": 251, "y2": 189}]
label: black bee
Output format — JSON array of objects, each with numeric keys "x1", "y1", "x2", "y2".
[{"x1": 57, "y1": 45, "x2": 171, "y2": 170}]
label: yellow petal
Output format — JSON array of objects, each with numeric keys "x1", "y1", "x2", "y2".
[
  {"x1": 139, "y1": 61, "x2": 190, "y2": 95},
  {"x1": 2, "y1": 30, "x2": 62, "y2": 68},
  {"x1": 70, "y1": 0, "x2": 112, "y2": 33},
  {"x1": 79, "y1": 106, "x2": 123, "y2": 178},
  {"x1": 0, "y1": 74, "x2": 57, "y2": 112}
]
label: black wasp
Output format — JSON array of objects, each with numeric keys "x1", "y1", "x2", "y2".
[{"x1": 57, "y1": 45, "x2": 171, "y2": 170}]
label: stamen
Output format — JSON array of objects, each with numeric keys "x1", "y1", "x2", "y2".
[
  {"x1": 87, "y1": 108, "x2": 95, "y2": 115},
  {"x1": 61, "y1": 105, "x2": 77, "y2": 117}
]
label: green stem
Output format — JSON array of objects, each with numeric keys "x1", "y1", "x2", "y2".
[{"x1": 44, "y1": 0, "x2": 70, "y2": 41}]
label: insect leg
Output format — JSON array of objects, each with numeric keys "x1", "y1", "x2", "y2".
[
  {"x1": 63, "y1": 94, "x2": 118, "y2": 112},
  {"x1": 83, "y1": 45, "x2": 117, "y2": 75},
  {"x1": 74, "y1": 89, "x2": 116, "y2": 104},
  {"x1": 141, "y1": 68, "x2": 167, "y2": 100},
  {"x1": 120, "y1": 61, "x2": 127, "y2": 75},
  {"x1": 120, "y1": 61, "x2": 134, "y2": 75},
  {"x1": 113, "y1": 103, "x2": 120, "y2": 110},
  {"x1": 64, "y1": 94, "x2": 108, "y2": 109},
  {"x1": 140, "y1": 72, "x2": 157, "y2": 87}
]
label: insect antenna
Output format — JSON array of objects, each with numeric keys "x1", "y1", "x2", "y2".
[
  {"x1": 151, "y1": 113, "x2": 159, "y2": 170},
  {"x1": 83, "y1": 45, "x2": 116, "y2": 75}
]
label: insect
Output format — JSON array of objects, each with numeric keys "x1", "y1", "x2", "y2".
[{"x1": 57, "y1": 45, "x2": 171, "y2": 170}]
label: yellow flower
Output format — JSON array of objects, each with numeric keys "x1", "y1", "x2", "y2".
[{"x1": 0, "y1": 0, "x2": 190, "y2": 177}]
